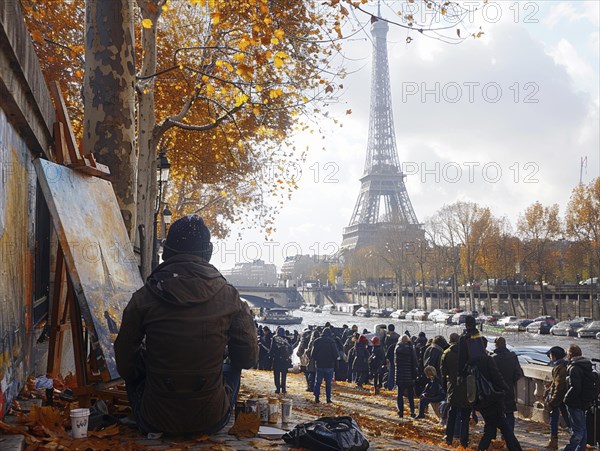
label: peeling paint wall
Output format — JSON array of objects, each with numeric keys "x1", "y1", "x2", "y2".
[
  {"x1": 0, "y1": 0, "x2": 55, "y2": 419},
  {"x1": 0, "y1": 108, "x2": 37, "y2": 418}
]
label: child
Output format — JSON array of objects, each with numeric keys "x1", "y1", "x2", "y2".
[{"x1": 415, "y1": 365, "x2": 446, "y2": 419}]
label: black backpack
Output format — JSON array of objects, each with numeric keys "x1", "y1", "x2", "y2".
[
  {"x1": 581, "y1": 369, "x2": 600, "y2": 410},
  {"x1": 282, "y1": 416, "x2": 369, "y2": 451}
]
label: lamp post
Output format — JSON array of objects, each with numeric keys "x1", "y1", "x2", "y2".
[{"x1": 151, "y1": 151, "x2": 171, "y2": 270}]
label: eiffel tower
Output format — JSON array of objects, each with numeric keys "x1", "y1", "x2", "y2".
[{"x1": 341, "y1": 12, "x2": 422, "y2": 251}]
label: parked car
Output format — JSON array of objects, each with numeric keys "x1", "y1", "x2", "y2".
[
  {"x1": 449, "y1": 307, "x2": 464, "y2": 314},
  {"x1": 579, "y1": 277, "x2": 598, "y2": 285},
  {"x1": 497, "y1": 316, "x2": 518, "y2": 327},
  {"x1": 596, "y1": 331, "x2": 600, "y2": 340},
  {"x1": 577, "y1": 321, "x2": 600, "y2": 338},
  {"x1": 434, "y1": 312, "x2": 453, "y2": 324},
  {"x1": 372, "y1": 308, "x2": 394, "y2": 318},
  {"x1": 355, "y1": 307, "x2": 372, "y2": 317},
  {"x1": 526, "y1": 320, "x2": 552, "y2": 335},
  {"x1": 390, "y1": 309, "x2": 407, "y2": 319},
  {"x1": 428, "y1": 309, "x2": 449, "y2": 322},
  {"x1": 405, "y1": 309, "x2": 425, "y2": 321},
  {"x1": 533, "y1": 315, "x2": 557, "y2": 326},
  {"x1": 452, "y1": 311, "x2": 478, "y2": 325},
  {"x1": 478, "y1": 314, "x2": 498, "y2": 325},
  {"x1": 510, "y1": 346, "x2": 551, "y2": 365},
  {"x1": 550, "y1": 320, "x2": 585, "y2": 337},
  {"x1": 573, "y1": 316, "x2": 593, "y2": 323},
  {"x1": 505, "y1": 319, "x2": 534, "y2": 332},
  {"x1": 413, "y1": 311, "x2": 430, "y2": 321}
]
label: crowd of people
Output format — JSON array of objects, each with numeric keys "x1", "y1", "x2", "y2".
[{"x1": 256, "y1": 315, "x2": 597, "y2": 451}]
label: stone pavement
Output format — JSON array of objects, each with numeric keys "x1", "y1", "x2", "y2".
[{"x1": 0, "y1": 370, "x2": 568, "y2": 450}]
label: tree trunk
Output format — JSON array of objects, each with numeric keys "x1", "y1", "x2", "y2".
[
  {"x1": 136, "y1": 3, "x2": 162, "y2": 278},
  {"x1": 84, "y1": 0, "x2": 137, "y2": 239}
]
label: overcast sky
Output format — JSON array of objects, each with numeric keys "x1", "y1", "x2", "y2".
[{"x1": 214, "y1": 1, "x2": 600, "y2": 271}]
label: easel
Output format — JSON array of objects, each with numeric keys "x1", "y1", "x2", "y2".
[{"x1": 44, "y1": 82, "x2": 128, "y2": 407}]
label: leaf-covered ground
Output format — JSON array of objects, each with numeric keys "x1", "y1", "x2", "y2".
[{"x1": 0, "y1": 370, "x2": 561, "y2": 450}]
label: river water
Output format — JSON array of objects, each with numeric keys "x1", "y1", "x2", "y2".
[{"x1": 265, "y1": 310, "x2": 600, "y2": 362}]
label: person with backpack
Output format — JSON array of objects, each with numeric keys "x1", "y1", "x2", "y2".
[
  {"x1": 459, "y1": 317, "x2": 522, "y2": 451},
  {"x1": 492, "y1": 337, "x2": 523, "y2": 434},
  {"x1": 563, "y1": 344, "x2": 595, "y2": 451},
  {"x1": 441, "y1": 332, "x2": 471, "y2": 448},
  {"x1": 269, "y1": 327, "x2": 293, "y2": 394}
]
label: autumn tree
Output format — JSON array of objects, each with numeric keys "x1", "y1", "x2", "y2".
[
  {"x1": 566, "y1": 177, "x2": 600, "y2": 317},
  {"x1": 517, "y1": 201, "x2": 562, "y2": 315}
]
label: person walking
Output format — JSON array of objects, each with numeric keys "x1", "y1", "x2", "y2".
[
  {"x1": 423, "y1": 335, "x2": 447, "y2": 378},
  {"x1": 369, "y1": 336, "x2": 386, "y2": 394},
  {"x1": 441, "y1": 332, "x2": 471, "y2": 448},
  {"x1": 395, "y1": 335, "x2": 418, "y2": 418},
  {"x1": 114, "y1": 215, "x2": 258, "y2": 436},
  {"x1": 466, "y1": 333, "x2": 522, "y2": 451},
  {"x1": 269, "y1": 327, "x2": 293, "y2": 394},
  {"x1": 563, "y1": 344, "x2": 594, "y2": 451},
  {"x1": 491, "y1": 337, "x2": 523, "y2": 433},
  {"x1": 383, "y1": 324, "x2": 400, "y2": 390},
  {"x1": 352, "y1": 335, "x2": 370, "y2": 388},
  {"x1": 544, "y1": 346, "x2": 571, "y2": 449},
  {"x1": 311, "y1": 327, "x2": 339, "y2": 403}
]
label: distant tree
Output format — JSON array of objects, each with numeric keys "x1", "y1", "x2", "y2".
[
  {"x1": 566, "y1": 178, "x2": 600, "y2": 317},
  {"x1": 517, "y1": 201, "x2": 562, "y2": 316}
]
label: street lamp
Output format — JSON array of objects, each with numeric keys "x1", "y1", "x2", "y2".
[{"x1": 151, "y1": 151, "x2": 171, "y2": 269}]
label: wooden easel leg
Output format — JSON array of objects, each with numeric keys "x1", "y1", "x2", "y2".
[
  {"x1": 47, "y1": 247, "x2": 69, "y2": 377},
  {"x1": 67, "y1": 281, "x2": 92, "y2": 407}
]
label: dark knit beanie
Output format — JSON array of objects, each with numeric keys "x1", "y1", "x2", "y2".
[
  {"x1": 465, "y1": 315, "x2": 477, "y2": 328},
  {"x1": 162, "y1": 214, "x2": 211, "y2": 261}
]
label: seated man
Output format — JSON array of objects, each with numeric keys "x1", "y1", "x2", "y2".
[{"x1": 114, "y1": 215, "x2": 258, "y2": 436}]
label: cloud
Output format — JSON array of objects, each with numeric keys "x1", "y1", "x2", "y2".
[
  {"x1": 544, "y1": 1, "x2": 600, "y2": 28},
  {"x1": 548, "y1": 38, "x2": 598, "y2": 95}
]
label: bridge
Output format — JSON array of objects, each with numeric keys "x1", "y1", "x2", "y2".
[{"x1": 234, "y1": 286, "x2": 304, "y2": 310}]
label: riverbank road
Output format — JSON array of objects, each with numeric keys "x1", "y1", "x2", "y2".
[{"x1": 0, "y1": 369, "x2": 566, "y2": 450}]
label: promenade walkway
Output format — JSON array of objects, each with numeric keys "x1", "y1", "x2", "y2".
[{"x1": 1, "y1": 370, "x2": 566, "y2": 450}]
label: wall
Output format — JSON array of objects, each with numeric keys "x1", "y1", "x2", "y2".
[{"x1": 0, "y1": 0, "x2": 55, "y2": 418}]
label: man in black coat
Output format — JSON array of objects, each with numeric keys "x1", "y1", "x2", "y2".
[
  {"x1": 441, "y1": 332, "x2": 471, "y2": 448},
  {"x1": 311, "y1": 327, "x2": 339, "y2": 403},
  {"x1": 563, "y1": 344, "x2": 594, "y2": 451},
  {"x1": 491, "y1": 337, "x2": 523, "y2": 433},
  {"x1": 470, "y1": 339, "x2": 523, "y2": 451},
  {"x1": 383, "y1": 324, "x2": 400, "y2": 389}
]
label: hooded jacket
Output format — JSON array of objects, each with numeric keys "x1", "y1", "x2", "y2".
[
  {"x1": 564, "y1": 356, "x2": 594, "y2": 409},
  {"x1": 114, "y1": 255, "x2": 258, "y2": 435},
  {"x1": 395, "y1": 342, "x2": 418, "y2": 386},
  {"x1": 311, "y1": 328, "x2": 339, "y2": 369},
  {"x1": 492, "y1": 347, "x2": 523, "y2": 412}
]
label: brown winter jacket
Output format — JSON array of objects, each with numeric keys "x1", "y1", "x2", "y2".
[
  {"x1": 114, "y1": 255, "x2": 258, "y2": 435},
  {"x1": 548, "y1": 359, "x2": 568, "y2": 408}
]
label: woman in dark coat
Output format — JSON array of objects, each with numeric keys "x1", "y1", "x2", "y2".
[
  {"x1": 258, "y1": 326, "x2": 273, "y2": 370},
  {"x1": 369, "y1": 336, "x2": 386, "y2": 391},
  {"x1": 352, "y1": 335, "x2": 370, "y2": 388},
  {"x1": 268, "y1": 327, "x2": 293, "y2": 393},
  {"x1": 395, "y1": 335, "x2": 418, "y2": 418}
]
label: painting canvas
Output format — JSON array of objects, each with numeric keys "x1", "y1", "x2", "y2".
[{"x1": 34, "y1": 158, "x2": 143, "y2": 381}]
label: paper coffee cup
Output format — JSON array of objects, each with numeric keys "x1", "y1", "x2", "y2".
[
  {"x1": 281, "y1": 399, "x2": 293, "y2": 423},
  {"x1": 70, "y1": 408, "x2": 90, "y2": 438}
]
